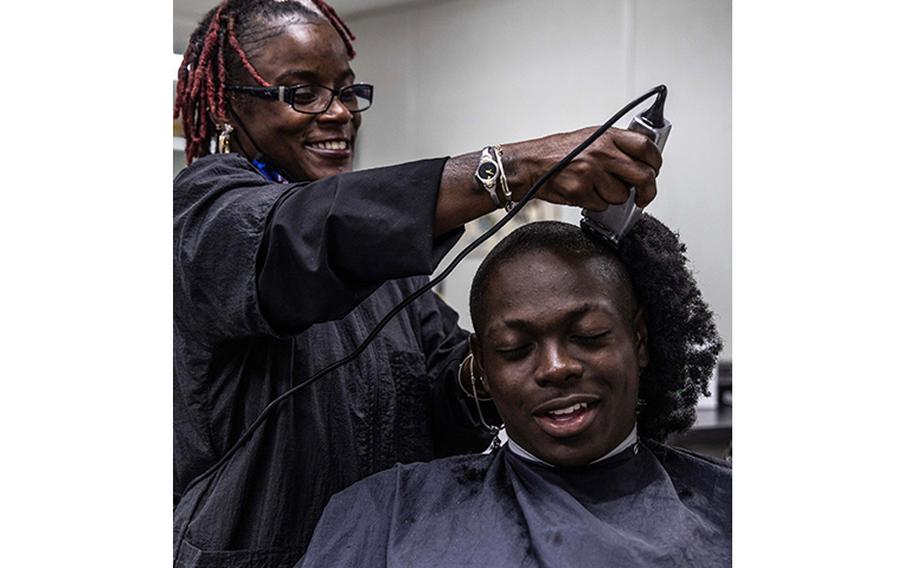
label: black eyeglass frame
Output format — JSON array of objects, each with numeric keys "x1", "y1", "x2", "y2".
[{"x1": 226, "y1": 82, "x2": 374, "y2": 115}]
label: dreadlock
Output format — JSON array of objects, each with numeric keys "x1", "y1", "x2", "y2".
[
  {"x1": 469, "y1": 217, "x2": 723, "y2": 442},
  {"x1": 174, "y1": 0, "x2": 356, "y2": 164}
]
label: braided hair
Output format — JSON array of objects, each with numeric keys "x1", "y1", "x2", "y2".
[
  {"x1": 174, "y1": 0, "x2": 356, "y2": 164},
  {"x1": 469, "y1": 217, "x2": 723, "y2": 441}
]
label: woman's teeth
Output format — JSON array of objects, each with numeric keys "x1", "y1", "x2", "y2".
[
  {"x1": 309, "y1": 140, "x2": 349, "y2": 150},
  {"x1": 548, "y1": 402, "x2": 588, "y2": 417}
]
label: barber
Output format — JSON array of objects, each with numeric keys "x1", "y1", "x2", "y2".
[{"x1": 172, "y1": 0, "x2": 662, "y2": 566}]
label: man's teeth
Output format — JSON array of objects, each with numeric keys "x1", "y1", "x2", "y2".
[
  {"x1": 309, "y1": 140, "x2": 349, "y2": 150},
  {"x1": 548, "y1": 402, "x2": 588, "y2": 417}
]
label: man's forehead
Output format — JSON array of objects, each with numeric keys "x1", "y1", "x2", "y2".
[
  {"x1": 494, "y1": 248, "x2": 627, "y2": 286},
  {"x1": 484, "y1": 250, "x2": 636, "y2": 317}
]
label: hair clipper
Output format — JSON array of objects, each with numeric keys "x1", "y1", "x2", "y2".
[{"x1": 581, "y1": 85, "x2": 671, "y2": 246}]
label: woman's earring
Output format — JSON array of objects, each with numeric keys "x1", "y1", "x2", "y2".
[{"x1": 217, "y1": 124, "x2": 234, "y2": 154}]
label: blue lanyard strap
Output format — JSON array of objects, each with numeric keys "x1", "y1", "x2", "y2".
[{"x1": 251, "y1": 156, "x2": 288, "y2": 184}]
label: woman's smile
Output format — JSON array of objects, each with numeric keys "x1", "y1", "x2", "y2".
[{"x1": 304, "y1": 138, "x2": 353, "y2": 159}]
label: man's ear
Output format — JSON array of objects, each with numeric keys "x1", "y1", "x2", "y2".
[
  {"x1": 468, "y1": 334, "x2": 492, "y2": 399},
  {"x1": 633, "y1": 308, "x2": 649, "y2": 369}
]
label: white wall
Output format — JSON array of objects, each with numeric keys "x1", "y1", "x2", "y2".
[{"x1": 348, "y1": 0, "x2": 732, "y2": 359}]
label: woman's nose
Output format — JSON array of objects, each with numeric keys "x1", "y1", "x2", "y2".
[
  {"x1": 317, "y1": 96, "x2": 354, "y2": 123},
  {"x1": 533, "y1": 342, "x2": 583, "y2": 387}
]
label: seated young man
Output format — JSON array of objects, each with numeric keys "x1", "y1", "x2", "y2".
[{"x1": 296, "y1": 218, "x2": 731, "y2": 568}]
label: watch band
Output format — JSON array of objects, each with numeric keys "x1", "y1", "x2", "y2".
[{"x1": 491, "y1": 144, "x2": 514, "y2": 211}]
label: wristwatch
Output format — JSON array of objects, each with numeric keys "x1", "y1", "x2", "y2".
[{"x1": 475, "y1": 145, "x2": 503, "y2": 207}]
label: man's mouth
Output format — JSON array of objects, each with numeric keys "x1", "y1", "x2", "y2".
[
  {"x1": 548, "y1": 401, "x2": 589, "y2": 418},
  {"x1": 532, "y1": 397, "x2": 598, "y2": 438}
]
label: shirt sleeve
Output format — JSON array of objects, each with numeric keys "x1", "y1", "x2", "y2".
[
  {"x1": 257, "y1": 157, "x2": 461, "y2": 334},
  {"x1": 174, "y1": 154, "x2": 460, "y2": 341}
]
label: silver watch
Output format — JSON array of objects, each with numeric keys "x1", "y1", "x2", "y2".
[{"x1": 475, "y1": 145, "x2": 502, "y2": 207}]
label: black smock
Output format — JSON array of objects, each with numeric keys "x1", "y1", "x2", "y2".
[
  {"x1": 173, "y1": 154, "x2": 493, "y2": 567},
  {"x1": 298, "y1": 441, "x2": 732, "y2": 567}
]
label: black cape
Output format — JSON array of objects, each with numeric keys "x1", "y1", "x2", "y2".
[
  {"x1": 298, "y1": 441, "x2": 731, "y2": 567},
  {"x1": 173, "y1": 154, "x2": 493, "y2": 567}
]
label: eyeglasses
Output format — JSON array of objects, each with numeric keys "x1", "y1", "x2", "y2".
[{"x1": 226, "y1": 82, "x2": 374, "y2": 115}]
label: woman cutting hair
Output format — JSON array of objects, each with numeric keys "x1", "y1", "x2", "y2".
[
  {"x1": 173, "y1": 0, "x2": 663, "y2": 565},
  {"x1": 298, "y1": 219, "x2": 729, "y2": 567}
]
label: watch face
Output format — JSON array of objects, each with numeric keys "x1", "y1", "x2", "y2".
[{"x1": 478, "y1": 161, "x2": 498, "y2": 180}]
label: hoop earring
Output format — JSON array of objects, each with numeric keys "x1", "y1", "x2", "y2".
[
  {"x1": 458, "y1": 354, "x2": 492, "y2": 401},
  {"x1": 460, "y1": 353, "x2": 503, "y2": 449},
  {"x1": 217, "y1": 124, "x2": 234, "y2": 154}
]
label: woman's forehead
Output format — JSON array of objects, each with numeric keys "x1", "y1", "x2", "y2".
[{"x1": 249, "y1": 21, "x2": 350, "y2": 82}]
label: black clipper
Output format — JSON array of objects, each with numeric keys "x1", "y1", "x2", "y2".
[{"x1": 581, "y1": 85, "x2": 671, "y2": 246}]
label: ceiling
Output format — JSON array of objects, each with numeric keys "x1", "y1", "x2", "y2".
[{"x1": 174, "y1": 0, "x2": 434, "y2": 53}]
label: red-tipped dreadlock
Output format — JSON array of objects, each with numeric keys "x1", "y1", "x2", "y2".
[
  {"x1": 312, "y1": 0, "x2": 356, "y2": 58},
  {"x1": 174, "y1": 0, "x2": 357, "y2": 165}
]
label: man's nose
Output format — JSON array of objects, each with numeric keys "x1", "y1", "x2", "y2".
[{"x1": 533, "y1": 341, "x2": 583, "y2": 387}]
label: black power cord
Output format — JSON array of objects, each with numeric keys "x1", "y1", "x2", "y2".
[{"x1": 173, "y1": 85, "x2": 666, "y2": 564}]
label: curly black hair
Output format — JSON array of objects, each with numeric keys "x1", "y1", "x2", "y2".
[{"x1": 468, "y1": 216, "x2": 722, "y2": 441}]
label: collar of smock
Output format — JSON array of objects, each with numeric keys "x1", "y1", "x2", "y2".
[{"x1": 506, "y1": 424, "x2": 638, "y2": 468}]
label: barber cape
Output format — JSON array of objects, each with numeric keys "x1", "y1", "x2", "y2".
[{"x1": 297, "y1": 440, "x2": 731, "y2": 567}]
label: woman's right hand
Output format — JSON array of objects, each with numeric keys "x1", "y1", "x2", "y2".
[
  {"x1": 505, "y1": 126, "x2": 663, "y2": 210},
  {"x1": 435, "y1": 126, "x2": 663, "y2": 237}
]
